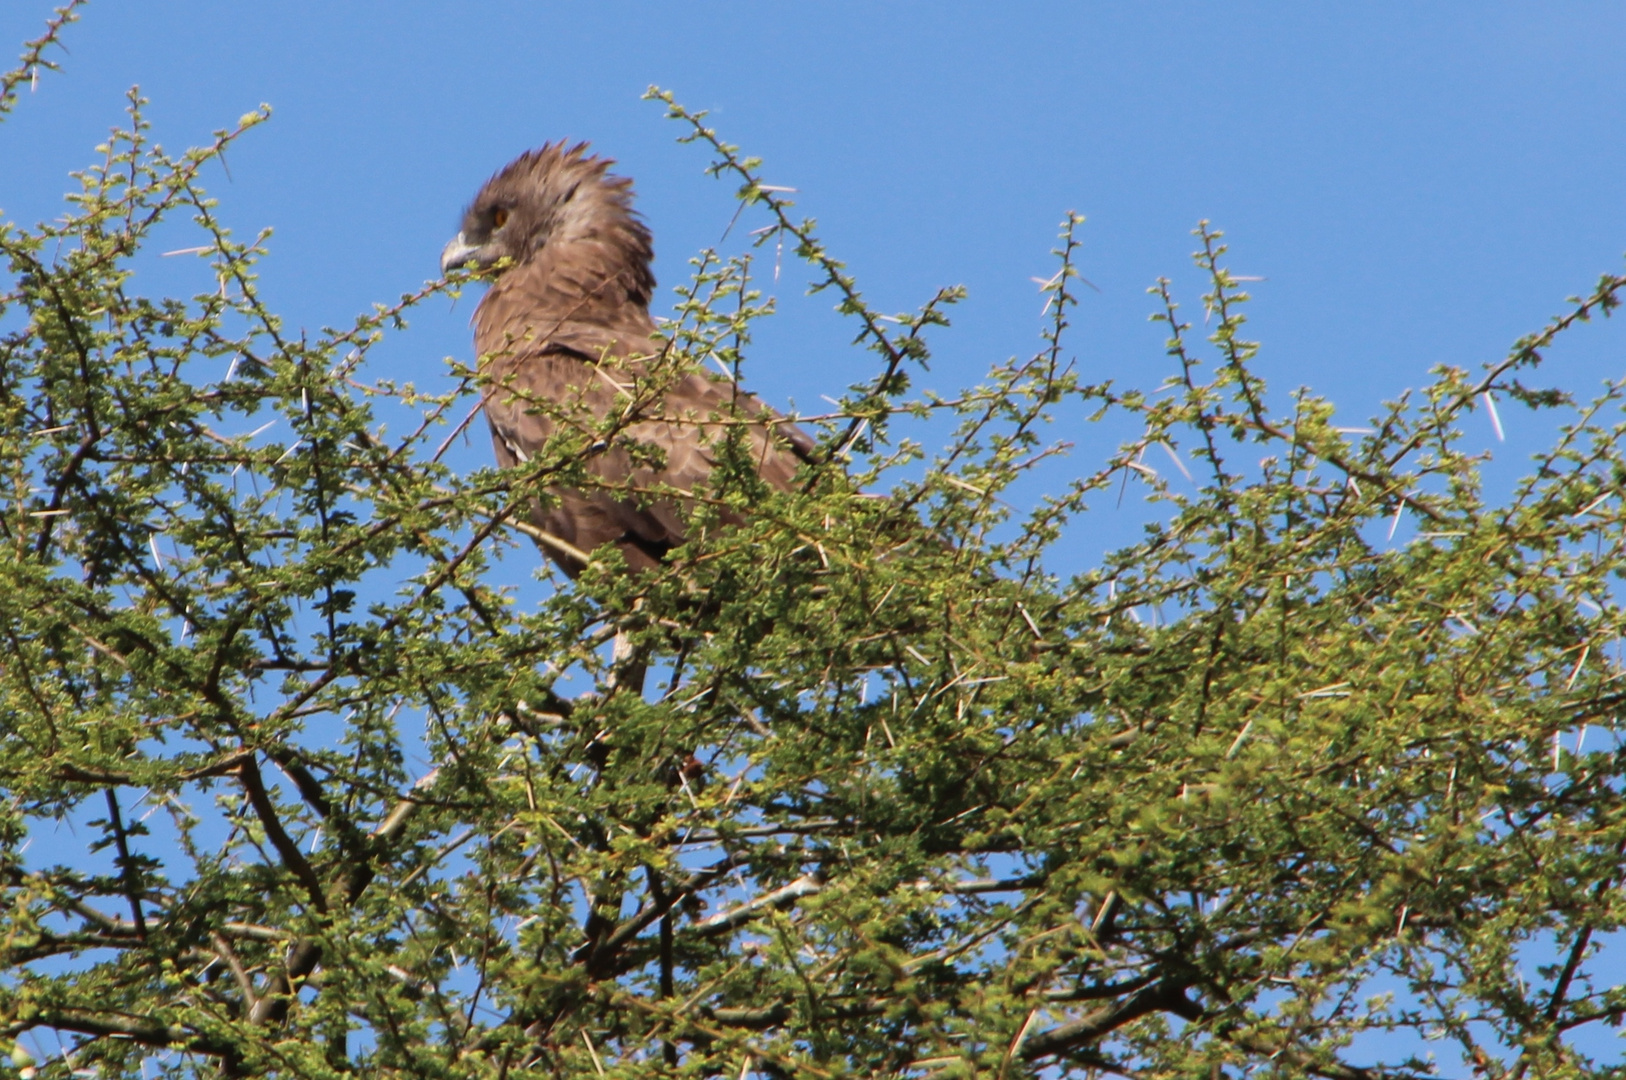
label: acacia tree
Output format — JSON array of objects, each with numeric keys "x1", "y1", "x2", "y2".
[{"x1": 4, "y1": 9, "x2": 1626, "y2": 1080}]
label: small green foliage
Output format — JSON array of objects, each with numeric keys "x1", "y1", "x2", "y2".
[{"x1": 2, "y1": 19, "x2": 1625, "y2": 1080}]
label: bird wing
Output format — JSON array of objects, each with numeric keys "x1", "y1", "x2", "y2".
[{"x1": 474, "y1": 240, "x2": 814, "y2": 575}]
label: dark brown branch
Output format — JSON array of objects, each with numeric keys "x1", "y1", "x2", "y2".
[
  {"x1": 1020, "y1": 979, "x2": 1201, "y2": 1061},
  {"x1": 574, "y1": 853, "x2": 749, "y2": 975},
  {"x1": 101, "y1": 787, "x2": 148, "y2": 940},
  {"x1": 235, "y1": 757, "x2": 327, "y2": 914},
  {"x1": 0, "y1": 1006, "x2": 241, "y2": 1067}
]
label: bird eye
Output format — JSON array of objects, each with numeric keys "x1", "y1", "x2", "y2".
[{"x1": 493, "y1": 208, "x2": 510, "y2": 230}]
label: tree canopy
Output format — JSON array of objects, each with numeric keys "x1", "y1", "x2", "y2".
[{"x1": 3, "y1": 9, "x2": 1626, "y2": 1079}]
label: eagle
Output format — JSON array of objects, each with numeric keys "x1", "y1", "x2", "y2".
[{"x1": 440, "y1": 142, "x2": 814, "y2": 580}]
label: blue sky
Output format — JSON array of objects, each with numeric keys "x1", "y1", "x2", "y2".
[{"x1": 6, "y1": 2, "x2": 1626, "y2": 564}]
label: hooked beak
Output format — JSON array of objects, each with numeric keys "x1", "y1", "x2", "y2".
[{"x1": 440, "y1": 231, "x2": 481, "y2": 275}]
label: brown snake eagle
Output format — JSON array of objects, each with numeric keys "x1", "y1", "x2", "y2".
[{"x1": 440, "y1": 142, "x2": 814, "y2": 579}]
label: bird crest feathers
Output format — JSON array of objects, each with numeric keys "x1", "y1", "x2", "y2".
[{"x1": 457, "y1": 141, "x2": 654, "y2": 303}]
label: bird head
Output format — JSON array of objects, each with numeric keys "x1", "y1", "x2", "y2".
[{"x1": 440, "y1": 141, "x2": 653, "y2": 290}]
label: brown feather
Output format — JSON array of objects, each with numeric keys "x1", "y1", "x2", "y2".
[{"x1": 446, "y1": 142, "x2": 813, "y2": 578}]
